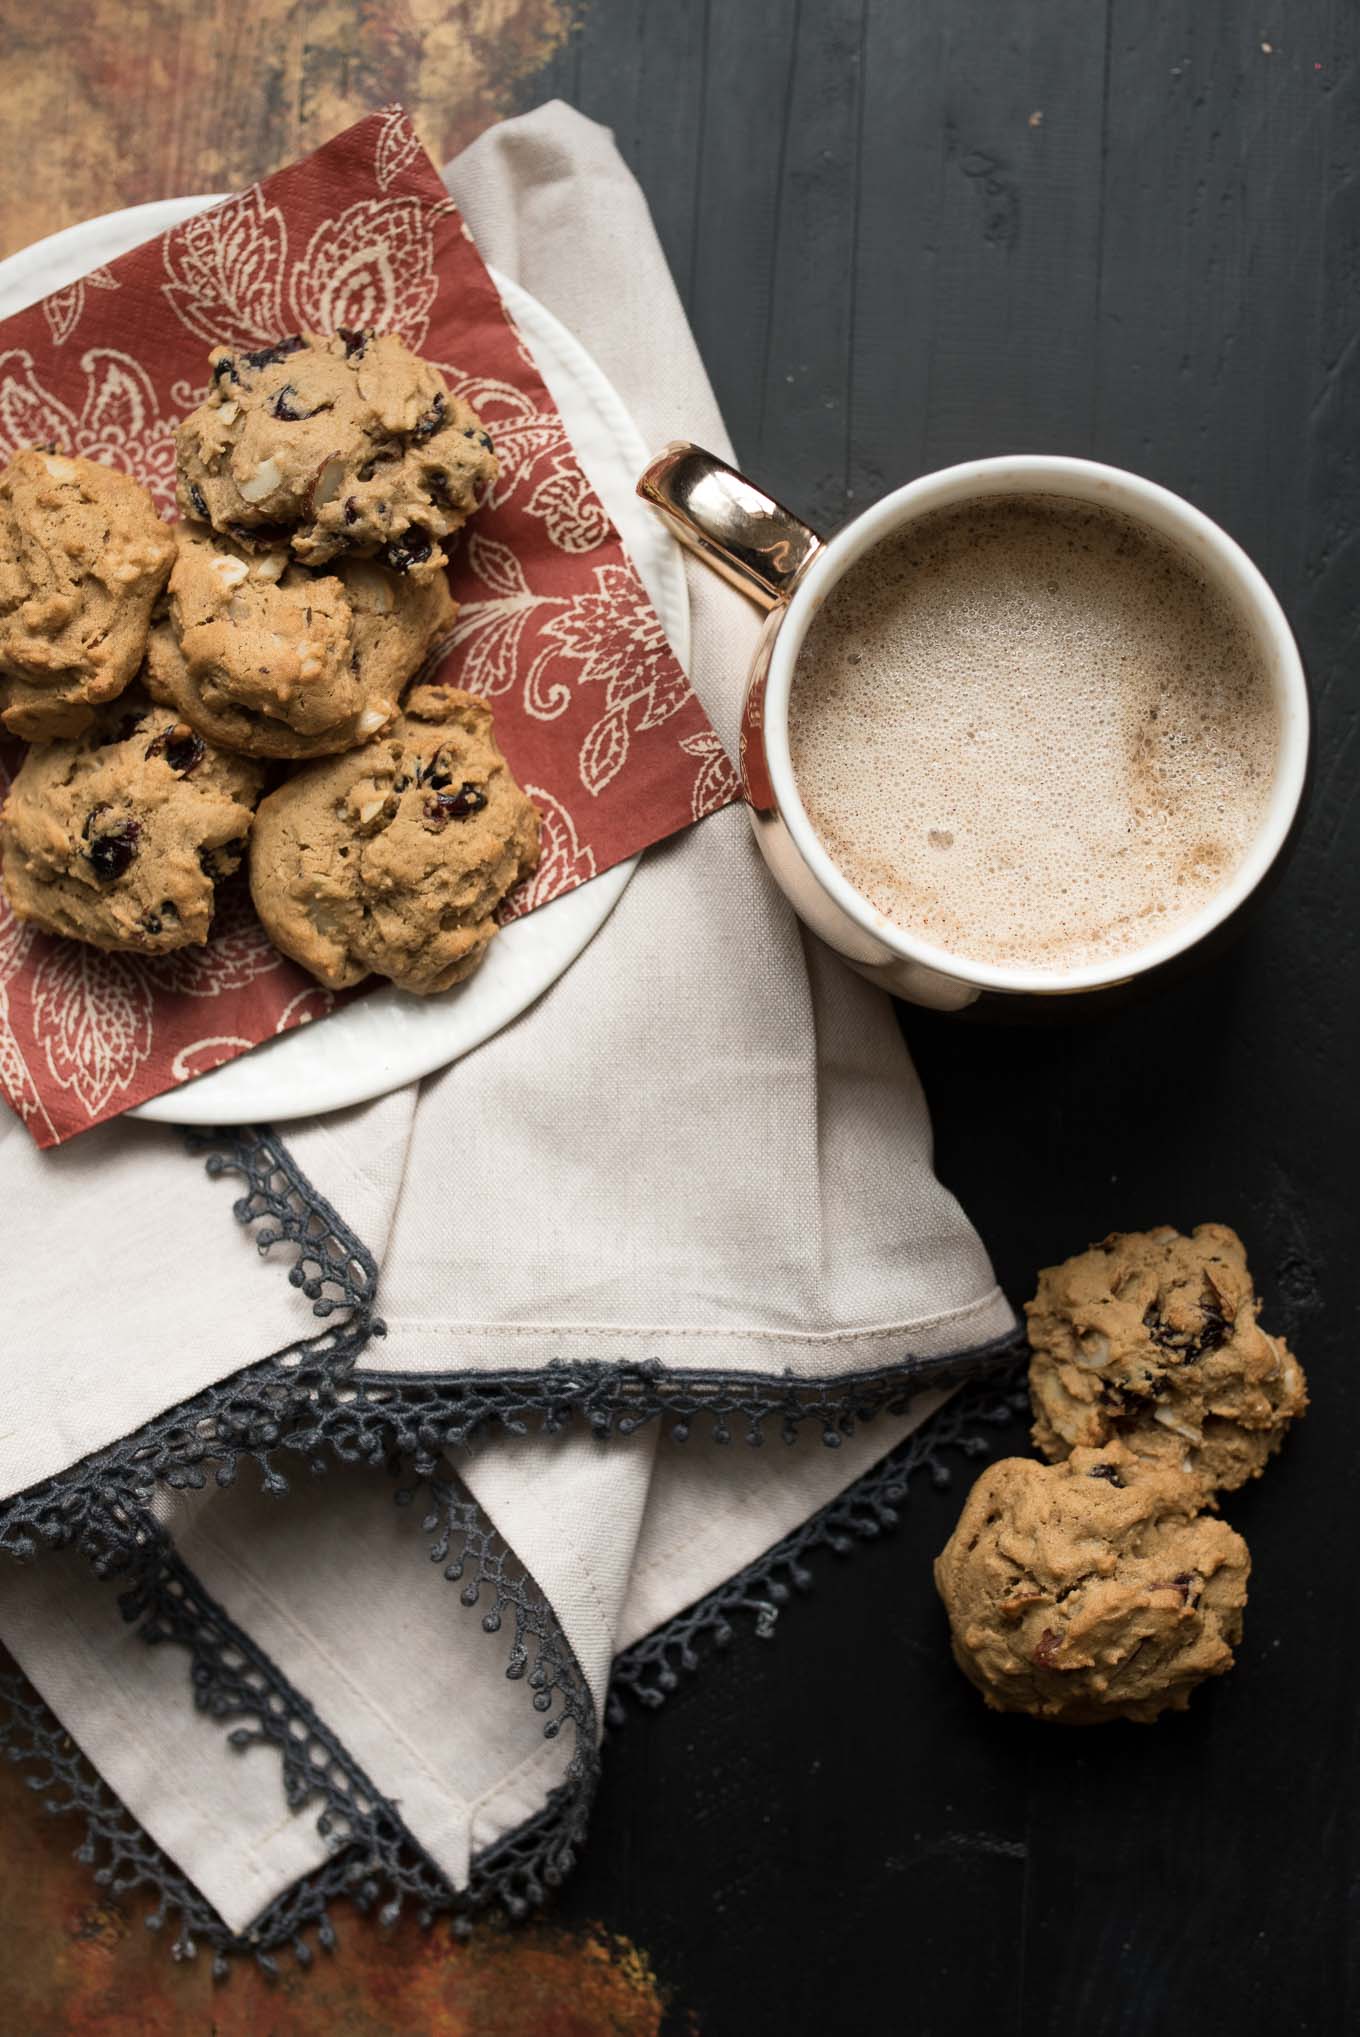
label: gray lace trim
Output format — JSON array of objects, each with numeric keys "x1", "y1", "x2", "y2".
[
  {"x1": 0, "y1": 1126, "x2": 600, "y2": 1970},
  {"x1": 0, "y1": 1127, "x2": 1022, "y2": 1569},
  {"x1": 609, "y1": 1371, "x2": 1027, "y2": 1719},
  {"x1": 0, "y1": 1370, "x2": 1023, "y2": 1974},
  {"x1": 1, "y1": 1510, "x2": 595, "y2": 1977},
  {"x1": 0, "y1": 1124, "x2": 1026, "y2": 1973}
]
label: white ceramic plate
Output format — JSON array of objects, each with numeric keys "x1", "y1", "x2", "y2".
[{"x1": 0, "y1": 195, "x2": 687, "y2": 1124}]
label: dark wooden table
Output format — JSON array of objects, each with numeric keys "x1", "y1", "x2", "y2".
[{"x1": 2, "y1": 3, "x2": 1356, "y2": 2032}]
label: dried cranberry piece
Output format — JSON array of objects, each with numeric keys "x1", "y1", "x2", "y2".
[
  {"x1": 1100, "y1": 1378, "x2": 1155, "y2": 1413},
  {"x1": 167, "y1": 730, "x2": 204, "y2": 774},
  {"x1": 412, "y1": 394, "x2": 446, "y2": 442},
  {"x1": 86, "y1": 817, "x2": 140, "y2": 881},
  {"x1": 226, "y1": 519, "x2": 293, "y2": 549},
  {"x1": 383, "y1": 526, "x2": 432, "y2": 574},
  {"x1": 198, "y1": 837, "x2": 245, "y2": 880},
  {"x1": 242, "y1": 335, "x2": 306, "y2": 372},
  {"x1": 1142, "y1": 1297, "x2": 1228, "y2": 1362},
  {"x1": 271, "y1": 385, "x2": 303, "y2": 421},
  {"x1": 1032, "y1": 1628, "x2": 1062, "y2": 1668},
  {"x1": 187, "y1": 482, "x2": 209, "y2": 520},
  {"x1": 424, "y1": 782, "x2": 487, "y2": 826},
  {"x1": 337, "y1": 327, "x2": 370, "y2": 360},
  {"x1": 146, "y1": 722, "x2": 205, "y2": 775},
  {"x1": 358, "y1": 444, "x2": 401, "y2": 482},
  {"x1": 343, "y1": 498, "x2": 359, "y2": 525}
]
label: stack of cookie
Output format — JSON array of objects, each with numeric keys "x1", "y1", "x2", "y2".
[
  {"x1": 935, "y1": 1224, "x2": 1308, "y2": 1724},
  {"x1": 0, "y1": 330, "x2": 540, "y2": 996}
]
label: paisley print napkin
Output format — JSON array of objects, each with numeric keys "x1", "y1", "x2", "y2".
[{"x1": 0, "y1": 106, "x2": 736, "y2": 1147}]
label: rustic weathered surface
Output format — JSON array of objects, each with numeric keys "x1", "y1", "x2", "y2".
[
  {"x1": 0, "y1": 1642, "x2": 666, "y2": 2036},
  {"x1": 542, "y1": 7, "x2": 1359, "y2": 2035},
  {"x1": 0, "y1": 0, "x2": 577, "y2": 259},
  {"x1": 3, "y1": 2, "x2": 1359, "y2": 2033}
]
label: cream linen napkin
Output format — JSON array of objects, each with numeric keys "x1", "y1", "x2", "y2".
[{"x1": 0, "y1": 104, "x2": 1018, "y2": 1960}]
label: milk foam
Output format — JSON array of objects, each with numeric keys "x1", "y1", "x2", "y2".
[{"x1": 788, "y1": 494, "x2": 1278, "y2": 972}]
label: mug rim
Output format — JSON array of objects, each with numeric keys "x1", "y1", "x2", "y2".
[{"x1": 761, "y1": 453, "x2": 1311, "y2": 997}]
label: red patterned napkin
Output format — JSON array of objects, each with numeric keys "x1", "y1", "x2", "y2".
[{"x1": 0, "y1": 108, "x2": 737, "y2": 1149}]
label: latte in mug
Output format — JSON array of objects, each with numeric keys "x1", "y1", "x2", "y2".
[{"x1": 787, "y1": 494, "x2": 1279, "y2": 973}]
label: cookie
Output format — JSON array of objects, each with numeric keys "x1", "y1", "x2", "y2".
[
  {"x1": 145, "y1": 525, "x2": 455, "y2": 758},
  {"x1": 0, "y1": 690, "x2": 265, "y2": 952},
  {"x1": 249, "y1": 684, "x2": 539, "y2": 995},
  {"x1": 175, "y1": 331, "x2": 497, "y2": 577},
  {"x1": 1026, "y1": 1224, "x2": 1307, "y2": 1498},
  {"x1": 933, "y1": 1443, "x2": 1249, "y2": 1725},
  {"x1": 0, "y1": 450, "x2": 174, "y2": 739}
]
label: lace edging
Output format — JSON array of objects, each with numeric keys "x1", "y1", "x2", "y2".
[
  {"x1": 609, "y1": 1371, "x2": 1028, "y2": 1719},
  {"x1": 0, "y1": 1124, "x2": 1026, "y2": 1975},
  {"x1": 0, "y1": 1127, "x2": 601, "y2": 1972},
  {"x1": 0, "y1": 1374, "x2": 1027, "y2": 1974},
  {"x1": 0, "y1": 1127, "x2": 1021, "y2": 1569},
  {"x1": 2, "y1": 1478, "x2": 599, "y2": 1977}
]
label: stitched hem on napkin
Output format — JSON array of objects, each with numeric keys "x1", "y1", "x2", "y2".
[
  {"x1": 0, "y1": 1125, "x2": 1022, "y2": 1515},
  {"x1": 368, "y1": 1289, "x2": 1015, "y2": 1377}
]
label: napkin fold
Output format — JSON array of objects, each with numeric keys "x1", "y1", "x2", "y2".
[{"x1": 0, "y1": 102, "x2": 1019, "y2": 1969}]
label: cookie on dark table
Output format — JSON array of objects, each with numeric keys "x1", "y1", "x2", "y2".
[
  {"x1": 1026, "y1": 1224, "x2": 1307, "y2": 1500},
  {"x1": 0, "y1": 690, "x2": 265, "y2": 952},
  {"x1": 249, "y1": 684, "x2": 539, "y2": 995},
  {"x1": 934, "y1": 1442, "x2": 1250, "y2": 1725}
]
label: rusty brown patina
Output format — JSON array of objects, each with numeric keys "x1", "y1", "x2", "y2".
[
  {"x1": 0, "y1": 0, "x2": 580, "y2": 259},
  {"x1": 0, "y1": 1648, "x2": 667, "y2": 2034}
]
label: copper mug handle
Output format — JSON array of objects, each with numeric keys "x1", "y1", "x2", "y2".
[
  {"x1": 636, "y1": 444, "x2": 825, "y2": 610},
  {"x1": 638, "y1": 441, "x2": 986, "y2": 1012}
]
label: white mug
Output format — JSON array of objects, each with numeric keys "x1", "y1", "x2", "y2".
[{"x1": 638, "y1": 448, "x2": 1311, "y2": 1012}]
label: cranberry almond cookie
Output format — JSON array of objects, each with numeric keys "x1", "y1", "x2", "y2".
[
  {"x1": 934, "y1": 1442, "x2": 1250, "y2": 1725},
  {"x1": 0, "y1": 690, "x2": 264, "y2": 952},
  {"x1": 1026, "y1": 1224, "x2": 1307, "y2": 1500},
  {"x1": 249, "y1": 684, "x2": 539, "y2": 996},
  {"x1": 146, "y1": 525, "x2": 455, "y2": 759},
  {"x1": 0, "y1": 450, "x2": 175, "y2": 739},
  {"x1": 175, "y1": 331, "x2": 497, "y2": 578}
]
